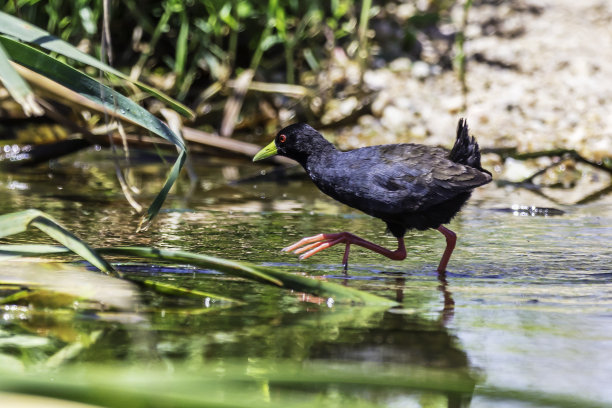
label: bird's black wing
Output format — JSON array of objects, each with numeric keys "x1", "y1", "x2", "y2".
[
  {"x1": 374, "y1": 144, "x2": 490, "y2": 211},
  {"x1": 320, "y1": 144, "x2": 490, "y2": 215}
]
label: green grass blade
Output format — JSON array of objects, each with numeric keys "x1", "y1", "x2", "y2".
[
  {"x1": 174, "y1": 10, "x2": 189, "y2": 81},
  {"x1": 0, "y1": 11, "x2": 194, "y2": 118},
  {"x1": 1, "y1": 362, "x2": 605, "y2": 408},
  {"x1": 0, "y1": 375, "x2": 322, "y2": 408},
  {"x1": 129, "y1": 278, "x2": 238, "y2": 303},
  {"x1": 29, "y1": 218, "x2": 117, "y2": 276},
  {"x1": 0, "y1": 242, "x2": 396, "y2": 305},
  {"x1": 0, "y1": 244, "x2": 69, "y2": 254},
  {"x1": 137, "y1": 149, "x2": 186, "y2": 231},
  {"x1": 0, "y1": 210, "x2": 116, "y2": 276},
  {"x1": 99, "y1": 246, "x2": 283, "y2": 286},
  {"x1": 0, "y1": 361, "x2": 477, "y2": 408},
  {"x1": 0, "y1": 35, "x2": 185, "y2": 226},
  {"x1": 0, "y1": 244, "x2": 238, "y2": 303},
  {"x1": 0, "y1": 41, "x2": 43, "y2": 116},
  {"x1": 0, "y1": 244, "x2": 70, "y2": 262},
  {"x1": 98, "y1": 247, "x2": 397, "y2": 305}
]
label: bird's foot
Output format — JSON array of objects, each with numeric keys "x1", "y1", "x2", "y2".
[
  {"x1": 282, "y1": 232, "x2": 351, "y2": 260},
  {"x1": 282, "y1": 232, "x2": 407, "y2": 264}
]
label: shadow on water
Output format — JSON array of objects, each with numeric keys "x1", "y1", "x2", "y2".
[{"x1": 1, "y1": 149, "x2": 611, "y2": 407}]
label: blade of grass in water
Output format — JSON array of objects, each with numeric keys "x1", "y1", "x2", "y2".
[
  {"x1": 0, "y1": 246, "x2": 237, "y2": 303},
  {"x1": 0, "y1": 361, "x2": 602, "y2": 408},
  {"x1": 0, "y1": 210, "x2": 116, "y2": 276},
  {"x1": 129, "y1": 278, "x2": 238, "y2": 303},
  {"x1": 0, "y1": 243, "x2": 397, "y2": 305},
  {"x1": 99, "y1": 247, "x2": 397, "y2": 305}
]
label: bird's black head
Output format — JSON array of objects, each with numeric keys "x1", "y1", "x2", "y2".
[{"x1": 253, "y1": 123, "x2": 332, "y2": 164}]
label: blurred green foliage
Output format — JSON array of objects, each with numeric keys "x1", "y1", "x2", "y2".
[
  {"x1": 3, "y1": 1, "x2": 455, "y2": 97},
  {"x1": 3, "y1": 0, "x2": 361, "y2": 97},
  {"x1": 2, "y1": 0, "x2": 461, "y2": 139}
]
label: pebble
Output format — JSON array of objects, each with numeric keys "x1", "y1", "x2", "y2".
[
  {"x1": 411, "y1": 61, "x2": 431, "y2": 79},
  {"x1": 501, "y1": 158, "x2": 537, "y2": 182},
  {"x1": 363, "y1": 70, "x2": 391, "y2": 91},
  {"x1": 389, "y1": 58, "x2": 412, "y2": 72},
  {"x1": 381, "y1": 105, "x2": 408, "y2": 130}
]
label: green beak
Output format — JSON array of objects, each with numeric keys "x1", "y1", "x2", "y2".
[{"x1": 253, "y1": 140, "x2": 278, "y2": 162}]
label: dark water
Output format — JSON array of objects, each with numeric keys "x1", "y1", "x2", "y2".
[{"x1": 1, "y1": 150, "x2": 611, "y2": 407}]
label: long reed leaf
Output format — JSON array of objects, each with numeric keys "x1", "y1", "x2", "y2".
[
  {"x1": 0, "y1": 210, "x2": 116, "y2": 276},
  {"x1": 0, "y1": 243, "x2": 396, "y2": 305},
  {"x1": 0, "y1": 361, "x2": 477, "y2": 408},
  {"x1": 130, "y1": 278, "x2": 238, "y2": 303},
  {"x1": 0, "y1": 41, "x2": 43, "y2": 116},
  {"x1": 0, "y1": 361, "x2": 603, "y2": 408},
  {"x1": 0, "y1": 244, "x2": 237, "y2": 303},
  {"x1": 96, "y1": 247, "x2": 397, "y2": 305},
  {"x1": 0, "y1": 11, "x2": 194, "y2": 118}
]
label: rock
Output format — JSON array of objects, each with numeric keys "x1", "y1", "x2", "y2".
[
  {"x1": 371, "y1": 91, "x2": 392, "y2": 117},
  {"x1": 389, "y1": 58, "x2": 412, "y2": 72},
  {"x1": 411, "y1": 61, "x2": 431, "y2": 79},
  {"x1": 501, "y1": 158, "x2": 538, "y2": 182},
  {"x1": 363, "y1": 69, "x2": 392, "y2": 90},
  {"x1": 442, "y1": 95, "x2": 464, "y2": 114},
  {"x1": 381, "y1": 105, "x2": 408, "y2": 131}
]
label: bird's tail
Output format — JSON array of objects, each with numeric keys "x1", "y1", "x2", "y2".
[{"x1": 449, "y1": 118, "x2": 488, "y2": 172}]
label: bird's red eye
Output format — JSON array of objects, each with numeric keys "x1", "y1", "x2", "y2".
[{"x1": 279, "y1": 134, "x2": 287, "y2": 143}]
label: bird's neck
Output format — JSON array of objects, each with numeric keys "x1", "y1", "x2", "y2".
[{"x1": 297, "y1": 136, "x2": 337, "y2": 169}]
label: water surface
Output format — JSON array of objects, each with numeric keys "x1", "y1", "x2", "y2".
[{"x1": 1, "y1": 151, "x2": 610, "y2": 407}]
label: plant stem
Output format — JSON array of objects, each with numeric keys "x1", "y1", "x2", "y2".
[
  {"x1": 455, "y1": 0, "x2": 473, "y2": 113},
  {"x1": 357, "y1": 0, "x2": 372, "y2": 77}
]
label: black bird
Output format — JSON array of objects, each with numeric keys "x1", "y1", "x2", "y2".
[{"x1": 253, "y1": 119, "x2": 492, "y2": 272}]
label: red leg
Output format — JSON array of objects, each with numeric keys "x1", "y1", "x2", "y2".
[
  {"x1": 342, "y1": 243, "x2": 351, "y2": 271},
  {"x1": 282, "y1": 232, "x2": 406, "y2": 267},
  {"x1": 436, "y1": 225, "x2": 457, "y2": 272}
]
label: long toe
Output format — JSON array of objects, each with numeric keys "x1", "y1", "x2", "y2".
[
  {"x1": 282, "y1": 232, "x2": 348, "y2": 252},
  {"x1": 299, "y1": 237, "x2": 346, "y2": 259},
  {"x1": 282, "y1": 233, "x2": 329, "y2": 252},
  {"x1": 292, "y1": 241, "x2": 327, "y2": 255}
]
